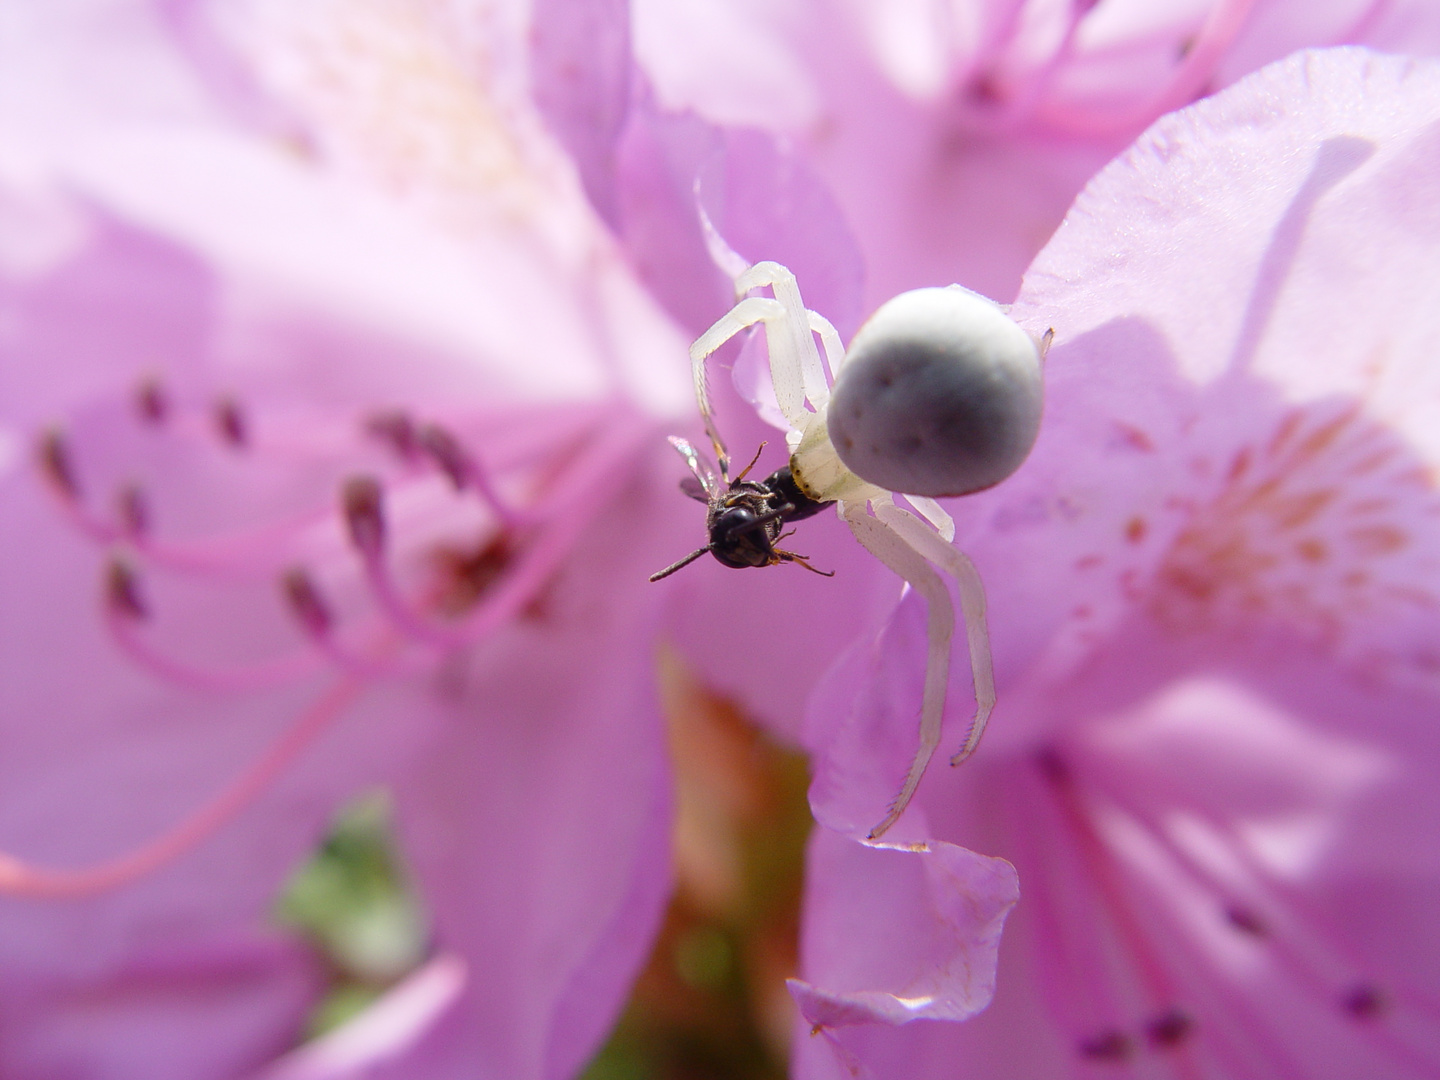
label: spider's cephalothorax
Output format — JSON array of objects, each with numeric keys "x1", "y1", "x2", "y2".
[
  {"x1": 649, "y1": 443, "x2": 834, "y2": 581},
  {"x1": 654, "y1": 258, "x2": 1050, "y2": 839}
]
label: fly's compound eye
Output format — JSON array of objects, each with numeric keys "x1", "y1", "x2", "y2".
[
  {"x1": 710, "y1": 505, "x2": 773, "y2": 568},
  {"x1": 825, "y1": 286, "x2": 1044, "y2": 498}
]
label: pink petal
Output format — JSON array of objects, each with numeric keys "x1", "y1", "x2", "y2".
[
  {"x1": 789, "y1": 826, "x2": 1017, "y2": 1027},
  {"x1": 0, "y1": 935, "x2": 321, "y2": 1080},
  {"x1": 802, "y1": 46, "x2": 1440, "y2": 1078},
  {"x1": 368, "y1": 457, "x2": 689, "y2": 1080},
  {"x1": 787, "y1": 826, "x2": 1016, "y2": 1078},
  {"x1": 258, "y1": 954, "x2": 468, "y2": 1080}
]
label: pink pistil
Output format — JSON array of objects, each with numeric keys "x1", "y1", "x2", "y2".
[{"x1": 1034, "y1": 0, "x2": 1260, "y2": 137}]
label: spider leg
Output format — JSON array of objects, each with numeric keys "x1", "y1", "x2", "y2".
[
  {"x1": 691, "y1": 296, "x2": 788, "y2": 474},
  {"x1": 807, "y1": 309, "x2": 845, "y2": 383},
  {"x1": 872, "y1": 498, "x2": 995, "y2": 766},
  {"x1": 840, "y1": 500, "x2": 955, "y2": 840},
  {"x1": 734, "y1": 262, "x2": 831, "y2": 417},
  {"x1": 900, "y1": 493, "x2": 956, "y2": 543}
]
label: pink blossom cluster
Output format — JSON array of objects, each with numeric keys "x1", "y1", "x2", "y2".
[{"x1": 2, "y1": 2, "x2": 1440, "y2": 1079}]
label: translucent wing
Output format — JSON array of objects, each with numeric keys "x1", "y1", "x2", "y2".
[{"x1": 667, "y1": 436, "x2": 722, "y2": 500}]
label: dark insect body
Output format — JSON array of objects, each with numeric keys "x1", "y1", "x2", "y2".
[{"x1": 649, "y1": 440, "x2": 834, "y2": 582}]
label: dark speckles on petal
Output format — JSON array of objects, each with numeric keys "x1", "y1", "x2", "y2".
[
  {"x1": 1342, "y1": 983, "x2": 1387, "y2": 1020},
  {"x1": 214, "y1": 396, "x2": 248, "y2": 448},
  {"x1": 36, "y1": 428, "x2": 81, "y2": 499},
  {"x1": 1079, "y1": 1030, "x2": 1133, "y2": 1061},
  {"x1": 1146, "y1": 1007, "x2": 1194, "y2": 1049},
  {"x1": 135, "y1": 378, "x2": 170, "y2": 425},
  {"x1": 1224, "y1": 903, "x2": 1268, "y2": 937}
]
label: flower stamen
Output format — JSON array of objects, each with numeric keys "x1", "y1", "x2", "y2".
[
  {"x1": 135, "y1": 377, "x2": 170, "y2": 426},
  {"x1": 213, "y1": 395, "x2": 248, "y2": 448},
  {"x1": 1083, "y1": 767, "x2": 1440, "y2": 1074},
  {"x1": 103, "y1": 558, "x2": 321, "y2": 692},
  {"x1": 414, "y1": 422, "x2": 519, "y2": 530},
  {"x1": 0, "y1": 678, "x2": 362, "y2": 898}
]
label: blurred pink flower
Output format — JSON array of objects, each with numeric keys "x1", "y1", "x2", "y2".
[
  {"x1": 629, "y1": 0, "x2": 1440, "y2": 307},
  {"x1": 793, "y1": 47, "x2": 1440, "y2": 1079},
  {"x1": 10, "y1": 6, "x2": 1440, "y2": 1080},
  {"x1": 0, "y1": 2, "x2": 698, "y2": 1077}
]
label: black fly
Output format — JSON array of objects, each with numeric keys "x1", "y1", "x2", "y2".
[{"x1": 649, "y1": 437, "x2": 835, "y2": 582}]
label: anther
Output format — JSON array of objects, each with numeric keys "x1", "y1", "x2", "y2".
[
  {"x1": 342, "y1": 476, "x2": 386, "y2": 558},
  {"x1": 1146, "y1": 1007, "x2": 1194, "y2": 1049},
  {"x1": 213, "y1": 396, "x2": 248, "y2": 448},
  {"x1": 1224, "y1": 903, "x2": 1268, "y2": 937},
  {"x1": 415, "y1": 423, "x2": 516, "y2": 526},
  {"x1": 1078, "y1": 1030, "x2": 1133, "y2": 1061},
  {"x1": 36, "y1": 429, "x2": 81, "y2": 500},
  {"x1": 105, "y1": 559, "x2": 149, "y2": 620},
  {"x1": 1342, "y1": 983, "x2": 1387, "y2": 1020},
  {"x1": 415, "y1": 424, "x2": 473, "y2": 490},
  {"x1": 117, "y1": 484, "x2": 149, "y2": 538},
  {"x1": 282, "y1": 568, "x2": 333, "y2": 638},
  {"x1": 366, "y1": 410, "x2": 419, "y2": 459},
  {"x1": 135, "y1": 378, "x2": 169, "y2": 425},
  {"x1": 1035, "y1": 746, "x2": 1071, "y2": 787}
]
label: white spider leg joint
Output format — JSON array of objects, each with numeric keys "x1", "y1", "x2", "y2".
[{"x1": 689, "y1": 263, "x2": 1046, "y2": 840}]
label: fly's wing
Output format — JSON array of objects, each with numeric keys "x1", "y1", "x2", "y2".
[{"x1": 668, "y1": 436, "x2": 720, "y2": 501}]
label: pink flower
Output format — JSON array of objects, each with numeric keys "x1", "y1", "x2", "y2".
[
  {"x1": 0, "y1": 2, "x2": 697, "y2": 1076},
  {"x1": 629, "y1": 0, "x2": 1440, "y2": 306},
  {"x1": 792, "y1": 47, "x2": 1440, "y2": 1078}
]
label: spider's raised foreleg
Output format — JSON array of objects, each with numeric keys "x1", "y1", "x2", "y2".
[
  {"x1": 873, "y1": 498, "x2": 995, "y2": 766},
  {"x1": 841, "y1": 500, "x2": 955, "y2": 840},
  {"x1": 690, "y1": 296, "x2": 787, "y2": 476},
  {"x1": 733, "y1": 262, "x2": 831, "y2": 418},
  {"x1": 807, "y1": 310, "x2": 845, "y2": 383}
]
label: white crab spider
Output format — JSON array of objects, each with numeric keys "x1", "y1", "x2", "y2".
[{"x1": 688, "y1": 261, "x2": 1049, "y2": 839}]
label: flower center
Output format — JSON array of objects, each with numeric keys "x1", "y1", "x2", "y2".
[{"x1": 1151, "y1": 403, "x2": 1440, "y2": 681}]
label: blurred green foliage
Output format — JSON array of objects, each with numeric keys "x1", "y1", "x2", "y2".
[
  {"x1": 581, "y1": 652, "x2": 814, "y2": 1080},
  {"x1": 273, "y1": 654, "x2": 813, "y2": 1078},
  {"x1": 275, "y1": 790, "x2": 429, "y2": 1038}
]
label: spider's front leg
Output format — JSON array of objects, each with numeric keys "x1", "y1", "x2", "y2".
[
  {"x1": 840, "y1": 499, "x2": 956, "y2": 841},
  {"x1": 689, "y1": 295, "x2": 787, "y2": 476},
  {"x1": 873, "y1": 498, "x2": 996, "y2": 765},
  {"x1": 732, "y1": 262, "x2": 837, "y2": 409},
  {"x1": 841, "y1": 494, "x2": 997, "y2": 839}
]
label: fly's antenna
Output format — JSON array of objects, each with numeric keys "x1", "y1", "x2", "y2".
[{"x1": 649, "y1": 546, "x2": 712, "y2": 583}]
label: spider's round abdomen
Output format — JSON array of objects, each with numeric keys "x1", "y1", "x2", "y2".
[{"x1": 826, "y1": 286, "x2": 1043, "y2": 498}]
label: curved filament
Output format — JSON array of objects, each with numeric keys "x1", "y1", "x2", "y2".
[{"x1": 0, "y1": 679, "x2": 363, "y2": 899}]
